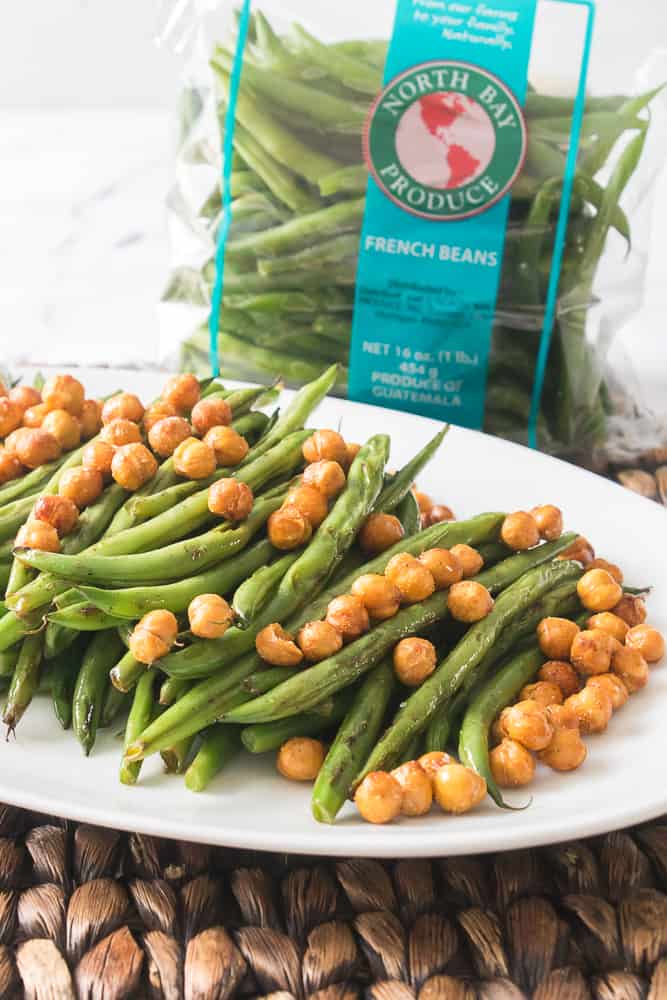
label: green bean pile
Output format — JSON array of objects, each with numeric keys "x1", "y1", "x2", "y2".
[{"x1": 1, "y1": 364, "x2": 658, "y2": 823}]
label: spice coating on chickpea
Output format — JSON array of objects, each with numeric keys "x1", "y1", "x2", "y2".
[
  {"x1": 586, "y1": 612, "x2": 629, "y2": 644},
  {"x1": 536, "y1": 616, "x2": 579, "y2": 660},
  {"x1": 354, "y1": 771, "x2": 403, "y2": 824},
  {"x1": 449, "y1": 544, "x2": 484, "y2": 578},
  {"x1": 564, "y1": 686, "x2": 613, "y2": 734},
  {"x1": 391, "y1": 762, "x2": 433, "y2": 816},
  {"x1": 557, "y1": 535, "x2": 596, "y2": 567},
  {"x1": 9, "y1": 386, "x2": 41, "y2": 415},
  {"x1": 79, "y1": 399, "x2": 103, "y2": 440},
  {"x1": 611, "y1": 594, "x2": 647, "y2": 627},
  {"x1": 42, "y1": 374, "x2": 84, "y2": 416},
  {"x1": 203, "y1": 426, "x2": 249, "y2": 467},
  {"x1": 501, "y1": 511, "x2": 540, "y2": 551},
  {"x1": 129, "y1": 610, "x2": 179, "y2": 664},
  {"x1": 143, "y1": 400, "x2": 178, "y2": 433},
  {"x1": 277, "y1": 738, "x2": 326, "y2": 782},
  {"x1": 173, "y1": 437, "x2": 216, "y2": 480},
  {"x1": 519, "y1": 681, "x2": 563, "y2": 708},
  {"x1": 611, "y1": 645, "x2": 649, "y2": 693},
  {"x1": 325, "y1": 594, "x2": 370, "y2": 642},
  {"x1": 188, "y1": 594, "x2": 234, "y2": 640},
  {"x1": 424, "y1": 504, "x2": 455, "y2": 526},
  {"x1": 302, "y1": 460, "x2": 346, "y2": 498},
  {"x1": 0, "y1": 449, "x2": 23, "y2": 484},
  {"x1": 538, "y1": 727, "x2": 587, "y2": 772},
  {"x1": 162, "y1": 373, "x2": 200, "y2": 413},
  {"x1": 586, "y1": 673, "x2": 629, "y2": 710},
  {"x1": 59, "y1": 467, "x2": 103, "y2": 508},
  {"x1": 418, "y1": 750, "x2": 456, "y2": 781},
  {"x1": 82, "y1": 440, "x2": 115, "y2": 479},
  {"x1": 297, "y1": 621, "x2": 343, "y2": 662},
  {"x1": 15, "y1": 519, "x2": 60, "y2": 554},
  {"x1": 22, "y1": 403, "x2": 49, "y2": 429},
  {"x1": 359, "y1": 513, "x2": 405, "y2": 556},
  {"x1": 570, "y1": 629, "x2": 617, "y2": 676},
  {"x1": 33, "y1": 495, "x2": 79, "y2": 537},
  {"x1": 447, "y1": 581, "x2": 494, "y2": 623},
  {"x1": 393, "y1": 637, "x2": 437, "y2": 687},
  {"x1": 302, "y1": 429, "x2": 348, "y2": 466},
  {"x1": 625, "y1": 625, "x2": 665, "y2": 663},
  {"x1": 256, "y1": 623, "x2": 303, "y2": 667},
  {"x1": 500, "y1": 700, "x2": 553, "y2": 751},
  {"x1": 3, "y1": 429, "x2": 30, "y2": 456},
  {"x1": 577, "y1": 568, "x2": 623, "y2": 613},
  {"x1": 16, "y1": 429, "x2": 61, "y2": 469},
  {"x1": 418, "y1": 548, "x2": 463, "y2": 589},
  {"x1": 208, "y1": 478, "x2": 254, "y2": 522},
  {"x1": 190, "y1": 397, "x2": 232, "y2": 436},
  {"x1": 433, "y1": 764, "x2": 487, "y2": 814},
  {"x1": 385, "y1": 553, "x2": 436, "y2": 604},
  {"x1": 268, "y1": 505, "x2": 312, "y2": 551},
  {"x1": 148, "y1": 417, "x2": 192, "y2": 458},
  {"x1": 588, "y1": 558, "x2": 623, "y2": 583},
  {"x1": 101, "y1": 392, "x2": 145, "y2": 425},
  {"x1": 530, "y1": 504, "x2": 564, "y2": 541},
  {"x1": 538, "y1": 660, "x2": 580, "y2": 698},
  {"x1": 285, "y1": 484, "x2": 329, "y2": 528},
  {"x1": 100, "y1": 418, "x2": 142, "y2": 448},
  {"x1": 545, "y1": 703, "x2": 579, "y2": 730},
  {"x1": 42, "y1": 409, "x2": 81, "y2": 451},
  {"x1": 490, "y1": 738, "x2": 535, "y2": 788},
  {"x1": 111, "y1": 443, "x2": 158, "y2": 492},
  {"x1": 350, "y1": 574, "x2": 401, "y2": 621}
]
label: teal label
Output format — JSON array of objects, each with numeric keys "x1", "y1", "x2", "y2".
[{"x1": 348, "y1": 0, "x2": 537, "y2": 427}]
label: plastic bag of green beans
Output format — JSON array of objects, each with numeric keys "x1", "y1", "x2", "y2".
[{"x1": 160, "y1": 0, "x2": 667, "y2": 465}]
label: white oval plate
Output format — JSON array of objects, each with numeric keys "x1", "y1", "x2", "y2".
[{"x1": 2, "y1": 369, "x2": 667, "y2": 857}]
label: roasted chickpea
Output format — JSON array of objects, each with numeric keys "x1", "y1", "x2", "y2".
[
  {"x1": 586, "y1": 612, "x2": 629, "y2": 644},
  {"x1": 0, "y1": 398, "x2": 23, "y2": 438},
  {"x1": 538, "y1": 727, "x2": 587, "y2": 771},
  {"x1": 545, "y1": 702, "x2": 579, "y2": 730},
  {"x1": 588, "y1": 558, "x2": 623, "y2": 584},
  {"x1": 129, "y1": 610, "x2": 179, "y2": 664},
  {"x1": 3, "y1": 428, "x2": 29, "y2": 455},
  {"x1": 190, "y1": 397, "x2": 232, "y2": 435},
  {"x1": 447, "y1": 580, "x2": 493, "y2": 623},
  {"x1": 100, "y1": 418, "x2": 142, "y2": 448},
  {"x1": 587, "y1": 673, "x2": 629, "y2": 710},
  {"x1": 101, "y1": 392, "x2": 144, "y2": 425},
  {"x1": 611, "y1": 595, "x2": 647, "y2": 628},
  {"x1": 79, "y1": 399, "x2": 103, "y2": 440},
  {"x1": 500, "y1": 511, "x2": 540, "y2": 551},
  {"x1": 490, "y1": 738, "x2": 535, "y2": 787},
  {"x1": 530, "y1": 504, "x2": 563, "y2": 541},
  {"x1": 41, "y1": 409, "x2": 81, "y2": 451},
  {"x1": 564, "y1": 686, "x2": 613, "y2": 734},
  {"x1": 42, "y1": 374, "x2": 84, "y2": 416},
  {"x1": 625, "y1": 624, "x2": 665, "y2": 663},
  {"x1": 302, "y1": 429, "x2": 348, "y2": 466},
  {"x1": 354, "y1": 771, "x2": 403, "y2": 824},
  {"x1": 82, "y1": 440, "x2": 115, "y2": 479},
  {"x1": 111, "y1": 443, "x2": 158, "y2": 492},
  {"x1": 296, "y1": 621, "x2": 343, "y2": 662},
  {"x1": 519, "y1": 681, "x2": 563, "y2": 708},
  {"x1": 0, "y1": 449, "x2": 22, "y2": 484},
  {"x1": 350, "y1": 573, "x2": 401, "y2": 621},
  {"x1": 188, "y1": 593, "x2": 234, "y2": 639},
  {"x1": 424, "y1": 504, "x2": 455, "y2": 525},
  {"x1": 143, "y1": 400, "x2": 178, "y2": 433},
  {"x1": 538, "y1": 660, "x2": 580, "y2": 698},
  {"x1": 8, "y1": 385, "x2": 41, "y2": 415},
  {"x1": 416, "y1": 750, "x2": 454, "y2": 782},
  {"x1": 15, "y1": 519, "x2": 60, "y2": 553},
  {"x1": 343, "y1": 442, "x2": 361, "y2": 469},
  {"x1": 325, "y1": 594, "x2": 370, "y2": 642},
  {"x1": 570, "y1": 629, "x2": 617, "y2": 676},
  {"x1": 268, "y1": 505, "x2": 312, "y2": 550},
  {"x1": 418, "y1": 548, "x2": 463, "y2": 589},
  {"x1": 302, "y1": 460, "x2": 346, "y2": 498},
  {"x1": 173, "y1": 437, "x2": 216, "y2": 480},
  {"x1": 0, "y1": 381, "x2": 6, "y2": 396},
  {"x1": 499, "y1": 700, "x2": 553, "y2": 751},
  {"x1": 412, "y1": 490, "x2": 433, "y2": 515},
  {"x1": 203, "y1": 426, "x2": 249, "y2": 467},
  {"x1": 33, "y1": 495, "x2": 79, "y2": 537},
  {"x1": 15, "y1": 429, "x2": 61, "y2": 469},
  {"x1": 449, "y1": 544, "x2": 484, "y2": 578},
  {"x1": 162, "y1": 373, "x2": 200, "y2": 413},
  {"x1": 433, "y1": 764, "x2": 487, "y2": 814},
  {"x1": 285, "y1": 484, "x2": 329, "y2": 528},
  {"x1": 555, "y1": 535, "x2": 595, "y2": 566},
  {"x1": 577, "y1": 568, "x2": 623, "y2": 613},
  {"x1": 22, "y1": 402, "x2": 49, "y2": 428},
  {"x1": 392, "y1": 637, "x2": 436, "y2": 687},
  {"x1": 148, "y1": 416, "x2": 192, "y2": 458},
  {"x1": 385, "y1": 553, "x2": 436, "y2": 604},
  {"x1": 59, "y1": 466, "x2": 103, "y2": 508},
  {"x1": 611, "y1": 645, "x2": 649, "y2": 693},
  {"x1": 207, "y1": 478, "x2": 253, "y2": 521},
  {"x1": 359, "y1": 513, "x2": 404, "y2": 555},
  {"x1": 256, "y1": 623, "x2": 303, "y2": 667},
  {"x1": 391, "y1": 761, "x2": 433, "y2": 816},
  {"x1": 277, "y1": 738, "x2": 326, "y2": 782},
  {"x1": 536, "y1": 616, "x2": 579, "y2": 660}
]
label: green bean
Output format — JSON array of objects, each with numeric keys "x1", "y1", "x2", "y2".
[
  {"x1": 374, "y1": 428, "x2": 449, "y2": 513},
  {"x1": 47, "y1": 603, "x2": 121, "y2": 631},
  {"x1": 120, "y1": 670, "x2": 158, "y2": 785},
  {"x1": 50, "y1": 640, "x2": 85, "y2": 729},
  {"x1": 240, "y1": 666, "x2": 296, "y2": 696},
  {"x1": 101, "y1": 683, "x2": 129, "y2": 728},
  {"x1": 258, "y1": 234, "x2": 360, "y2": 277},
  {"x1": 395, "y1": 490, "x2": 421, "y2": 537},
  {"x1": 0, "y1": 644, "x2": 20, "y2": 677},
  {"x1": 232, "y1": 551, "x2": 301, "y2": 627},
  {"x1": 423, "y1": 690, "x2": 467, "y2": 754},
  {"x1": 158, "y1": 675, "x2": 190, "y2": 707},
  {"x1": 161, "y1": 735, "x2": 195, "y2": 774},
  {"x1": 226, "y1": 199, "x2": 365, "y2": 261},
  {"x1": 184, "y1": 726, "x2": 240, "y2": 792},
  {"x1": 43, "y1": 621, "x2": 78, "y2": 660},
  {"x1": 72, "y1": 630, "x2": 125, "y2": 755},
  {"x1": 318, "y1": 164, "x2": 368, "y2": 197},
  {"x1": 110, "y1": 649, "x2": 144, "y2": 693},
  {"x1": 3, "y1": 632, "x2": 43, "y2": 730},
  {"x1": 287, "y1": 23, "x2": 380, "y2": 95},
  {"x1": 241, "y1": 688, "x2": 354, "y2": 753},
  {"x1": 0, "y1": 458, "x2": 66, "y2": 507}
]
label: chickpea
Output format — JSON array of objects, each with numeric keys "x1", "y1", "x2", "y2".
[
  {"x1": 162, "y1": 373, "x2": 200, "y2": 414},
  {"x1": 350, "y1": 573, "x2": 401, "y2": 621},
  {"x1": 586, "y1": 612, "x2": 629, "y2": 644},
  {"x1": 285, "y1": 484, "x2": 329, "y2": 528},
  {"x1": 302, "y1": 429, "x2": 348, "y2": 466},
  {"x1": 393, "y1": 637, "x2": 437, "y2": 687},
  {"x1": 203, "y1": 426, "x2": 249, "y2": 467},
  {"x1": 33, "y1": 495, "x2": 79, "y2": 537},
  {"x1": 586, "y1": 673, "x2": 629, "y2": 711},
  {"x1": 447, "y1": 581, "x2": 493, "y2": 623},
  {"x1": 302, "y1": 460, "x2": 346, "y2": 499},
  {"x1": 359, "y1": 513, "x2": 404, "y2": 555},
  {"x1": 490, "y1": 717, "x2": 507, "y2": 746},
  {"x1": 611, "y1": 645, "x2": 649, "y2": 693},
  {"x1": 536, "y1": 616, "x2": 579, "y2": 660},
  {"x1": 625, "y1": 624, "x2": 665, "y2": 664},
  {"x1": 129, "y1": 610, "x2": 179, "y2": 664},
  {"x1": 15, "y1": 519, "x2": 60, "y2": 553},
  {"x1": 297, "y1": 621, "x2": 343, "y2": 662},
  {"x1": 42, "y1": 374, "x2": 84, "y2": 416},
  {"x1": 424, "y1": 504, "x2": 455, "y2": 526},
  {"x1": 22, "y1": 403, "x2": 49, "y2": 428},
  {"x1": 499, "y1": 700, "x2": 553, "y2": 751},
  {"x1": 325, "y1": 594, "x2": 370, "y2": 642},
  {"x1": 354, "y1": 771, "x2": 403, "y2": 824},
  {"x1": 433, "y1": 764, "x2": 487, "y2": 814},
  {"x1": 500, "y1": 511, "x2": 540, "y2": 551},
  {"x1": 545, "y1": 702, "x2": 579, "y2": 730},
  {"x1": 391, "y1": 761, "x2": 433, "y2": 816},
  {"x1": 4, "y1": 429, "x2": 29, "y2": 455},
  {"x1": 82, "y1": 440, "x2": 115, "y2": 480},
  {"x1": 556, "y1": 535, "x2": 595, "y2": 567},
  {"x1": 530, "y1": 504, "x2": 563, "y2": 541},
  {"x1": 519, "y1": 681, "x2": 563, "y2": 708},
  {"x1": 148, "y1": 416, "x2": 192, "y2": 458},
  {"x1": 564, "y1": 686, "x2": 613, "y2": 734},
  {"x1": 277, "y1": 738, "x2": 326, "y2": 782},
  {"x1": 255, "y1": 623, "x2": 303, "y2": 667},
  {"x1": 190, "y1": 397, "x2": 232, "y2": 435},
  {"x1": 418, "y1": 548, "x2": 463, "y2": 589},
  {"x1": 0, "y1": 449, "x2": 23, "y2": 484},
  {"x1": 570, "y1": 629, "x2": 617, "y2": 676},
  {"x1": 385, "y1": 553, "x2": 436, "y2": 604},
  {"x1": 59, "y1": 467, "x2": 103, "y2": 508},
  {"x1": 207, "y1": 478, "x2": 254, "y2": 521},
  {"x1": 111, "y1": 443, "x2": 158, "y2": 492},
  {"x1": 577, "y1": 568, "x2": 623, "y2": 613},
  {"x1": 538, "y1": 727, "x2": 587, "y2": 771},
  {"x1": 16, "y1": 429, "x2": 61, "y2": 469},
  {"x1": 79, "y1": 399, "x2": 103, "y2": 440},
  {"x1": 449, "y1": 544, "x2": 484, "y2": 578},
  {"x1": 0, "y1": 398, "x2": 23, "y2": 438},
  {"x1": 538, "y1": 660, "x2": 580, "y2": 698},
  {"x1": 100, "y1": 418, "x2": 142, "y2": 448},
  {"x1": 588, "y1": 558, "x2": 623, "y2": 584},
  {"x1": 412, "y1": 490, "x2": 433, "y2": 515},
  {"x1": 343, "y1": 442, "x2": 361, "y2": 469},
  {"x1": 173, "y1": 437, "x2": 216, "y2": 480},
  {"x1": 188, "y1": 594, "x2": 234, "y2": 639},
  {"x1": 611, "y1": 594, "x2": 647, "y2": 628},
  {"x1": 9, "y1": 386, "x2": 41, "y2": 415},
  {"x1": 268, "y1": 505, "x2": 312, "y2": 550},
  {"x1": 101, "y1": 392, "x2": 144, "y2": 425},
  {"x1": 0, "y1": 381, "x2": 6, "y2": 396},
  {"x1": 490, "y1": 738, "x2": 535, "y2": 788},
  {"x1": 42, "y1": 409, "x2": 81, "y2": 451},
  {"x1": 143, "y1": 400, "x2": 178, "y2": 433}
]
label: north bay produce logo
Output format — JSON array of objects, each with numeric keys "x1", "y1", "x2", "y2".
[{"x1": 364, "y1": 60, "x2": 527, "y2": 221}]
